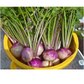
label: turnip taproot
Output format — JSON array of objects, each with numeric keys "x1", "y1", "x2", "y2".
[
  {"x1": 37, "y1": 44, "x2": 44, "y2": 56},
  {"x1": 58, "y1": 48, "x2": 72, "y2": 60},
  {"x1": 43, "y1": 49, "x2": 58, "y2": 61},
  {"x1": 10, "y1": 43, "x2": 23, "y2": 58},
  {"x1": 52, "y1": 58, "x2": 61, "y2": 65},
  {"x1": 29, "y1": 59, "x2": 42, "y2": 67},
  {"x1": 21, "y1": 47, "x2": 33, "y2": 62},
  {"x1": 42, "y1": 61, "x2": 49, "y2": 67},
  {"x1": 42, "y1": 61, "x2": 53, "y2": 67}
]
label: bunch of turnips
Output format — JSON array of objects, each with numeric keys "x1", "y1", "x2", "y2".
[
  {"x1": 0, "y1": 7, "x2": 83, "y2": 68},
  {"x1": 10, "y1": 42, "x2": 72, "y2": 68}
]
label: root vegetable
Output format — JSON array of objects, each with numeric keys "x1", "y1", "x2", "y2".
[
  {"x1": 42, "y1": 61, "x2": 49, "y2": 67},
  {"x1": 43, "y1": 49, "x2": 58, "y2": 61},
  {"x1": 10, "y1": 43, "x2": 23, "y2": 58},
  {"x1": 37, "y1": 44, "x2": 44, "y2": 56},
  {"x1": 52, "y1": 58, "x2": 61, "y2": 65},
  {"x1": 21, "y1": 47, "x2": 33, "y2": 62},
  {"x1": 29, "y1": 59, "x2": 42, "y2": 68},
  {"x1": 42, "y1": 61, "x2": 53, "y2": 67},
  {"x1": 58, "y1": 48, "x2": 72, "y2": 60}
]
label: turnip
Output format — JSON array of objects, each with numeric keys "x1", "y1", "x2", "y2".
[
  {"x1": 42, "y1": 61, "x2": 49, "y2": 67},
  {"x1": 58, "y1": 48, "x2": 72, "y2": 60},
  {"x1": 42, "y1": 61, "x2": 52, "y2": 67},
  {"x1": 52, "y1": 58, "x2": 61, "y2": 66},
  {"x1": 10, "y1": 43, "x2": 23, "y2": 58},
  {"x1": 43, "y1": 49, "x2": 58, "y2": 61},
  {"x1": 21, "y1": 47, "x2": 33, "y2": 62},
  {"x1": 37, "y1": 44, "x2": 44, "y2": 56},
  {"x1": 49, "y1": 61, "x2": 53, "y2": 66},
  {"x1": 29, "y1": 59, "x2": 42, "y2": 68},
  {"x1": 41, "y1": 13, "x2": 61, "y2": 64}
]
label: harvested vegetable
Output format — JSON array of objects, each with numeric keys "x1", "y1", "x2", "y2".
[
  {"x1": 58, "y1": 48, "x2": 72, "y2": 60},
  {"x1": 52, "y1": 58, "x2": 61, "y2": 65},
  {"x1": 41, "y1": 10, "x2": 61, "y2": 64},
  {"x1": 29, "y1": 59, "x2": 42, "y2": 68},
  {"x1": 42, "y1": 61, "x2": 53, "y2": 67},
  {"x1": 37, "y1": 44, "x2": 44, "y2": 56},
  {"x1": 10, "y1": 43, "x2": 23, "y2": 58},
  {"x1": 21, "y1": 47, "x2": 33, "y2": 62},
  {"x1": 43, "y1": 49, "x2": 58, "y2": 61},
  {"x1": 42, "y1": 61, "x2": 49, "y2": 67},
  {"x1": 0, "y1": 7, "x2": 83, "y2": 68}
]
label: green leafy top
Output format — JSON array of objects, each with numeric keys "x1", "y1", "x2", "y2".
[{"x1": 0, "y1": 7, "x2": 83, "y2": 56}]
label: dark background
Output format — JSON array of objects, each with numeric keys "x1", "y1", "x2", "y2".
[{"x1": 79, "y1": 36, "x2": 84, "y2": 55}]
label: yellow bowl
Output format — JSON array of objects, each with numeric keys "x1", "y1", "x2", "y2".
[{"x1": 3, "y1": 33, "x2": 79, "y2": 69}]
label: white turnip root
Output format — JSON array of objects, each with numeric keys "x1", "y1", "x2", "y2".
[
  {"x1": 58, "y1": 48, "x2": 72, "y2": 61},
  {"x1": 10, "y1": 43, "x2": 23, "y2": 58},
  {"x1": 42, "y1": 61, "x2": 53, "y2": 67},
  {"x1": 37, "y1": 44, "x2": 44, "y2": 56},
  {"x1": 52, "y1": 58, "x2": 61, "y2": 66},
  {"x1": 42, "y1": 61, "x2": 49, "y2": 67}
]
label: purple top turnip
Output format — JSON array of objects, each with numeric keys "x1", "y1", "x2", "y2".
[
  {"x1": 21, "y1": 47, "x2": 33, "y2": 62},
  {"x1": 43, "y1": 49, "x2": 58, "y2": 61},
  {"x1": 58, "y1": 48, "x2": 72, "y2": 60},
  {"x1": 10, "y1": 43, "x2": 23, "y2": 58},
  {"x1": 29, "y1": 59, "x2": 42, "y2": 68}
]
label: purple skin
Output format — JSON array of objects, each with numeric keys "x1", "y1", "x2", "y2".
[
  {"x1": 36, "y1": 56, "x2": 40, "y2": 59},
  {"x1": 29, "y1": 59, "x2": 42, "y2": 68},
  {"x1": 10, "y1": 43, "x2": 23, "y2": 58},
  {"x1": 11, "y1": 43, "x2": 21, "y2": 48},
  {"x1": 21, "y1": 47, "x2": 33, "y2": 62},
  {"x1": 8, "y1": 36, "x2": 16, "y2": 44},
  {"x1": 43, "y1": 49, "x2": 58, "y2": 61},
  {"x1": 58, "y1": 48, "x2": 72, "y2": 60}
]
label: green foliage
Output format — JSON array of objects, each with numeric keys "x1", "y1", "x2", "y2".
[
  {"x1": 38, "y1": 17, "x2": 42, "y2": 21},
  {"x1": 76, "y1": 10, "x2": 83, "y2": 19},
  {"x1": 74, "y1": 31, "x2": 84, "y2": 39},
  {"x1": 0, "y1": 7, "x2": 84, "y2": 53}
]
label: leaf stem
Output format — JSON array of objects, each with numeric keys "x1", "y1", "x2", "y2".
[{"x1": 50, "y1": 14, "x2": 61, "y2": 49}]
